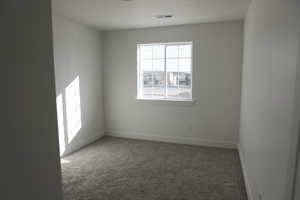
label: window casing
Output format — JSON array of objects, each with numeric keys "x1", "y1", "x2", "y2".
[{"x1": 137, "y1": 42, "x2": 193, "y2": 101}]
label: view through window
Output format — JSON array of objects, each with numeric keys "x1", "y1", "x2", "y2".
[{"x1": 137, "y1": 42, "x2": 192, "y2": 100}]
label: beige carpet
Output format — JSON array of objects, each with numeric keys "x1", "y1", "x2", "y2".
[{"x1": 61, "y1": 136, "x2": 247, "y2": 200}]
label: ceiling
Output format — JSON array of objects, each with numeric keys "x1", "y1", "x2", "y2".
[{"x1": 52, "y1": 0, "x2": 251, "y2": 31}]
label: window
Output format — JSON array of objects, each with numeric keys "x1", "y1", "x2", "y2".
[
  {"x1": 65, "y1": 76, "x2": 82, "y2": 142},
  {"x1": 137, "y1": 42, "x2": 193, "y2": 101}
]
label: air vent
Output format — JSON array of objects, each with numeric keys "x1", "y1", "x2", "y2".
[{"x1": 155, "y1": 14, "x2": 173, "y2": 19}]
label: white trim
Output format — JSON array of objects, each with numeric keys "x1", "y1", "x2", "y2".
[
  {"x1": 238, "y1": 147, "x2": 255, "y2": 200},
  {"x1": 138, "y1": 41, "x2": 193, "y2": 46},
  {"x1": 136, "y1": 97, "x2": 197, "y2": 104},
  {"x1": 105, "y1": 130, "x2": 237, "y2": 149},
  {"x1": 61, "y1": 132, "x2": 105, "y2": 157}
]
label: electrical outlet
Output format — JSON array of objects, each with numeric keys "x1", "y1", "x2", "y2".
[{"x1": 258, "y1": 194, "x2": 263, "y2": 200}]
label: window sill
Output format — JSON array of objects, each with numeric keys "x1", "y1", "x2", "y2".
[{"x1": 136, "y1": 97, "x2": 197, "y2": 105}]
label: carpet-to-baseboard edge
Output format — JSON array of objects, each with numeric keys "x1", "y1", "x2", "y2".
[
  {"x1": 62, "y1": 133, "x2": 105, "y2": 157},
  {"x1": 105, "y1": 130, "x2": 237, "y2": 149},
  {"x1": 238, "y1": 147, "x2": 255, "y2": 200}
]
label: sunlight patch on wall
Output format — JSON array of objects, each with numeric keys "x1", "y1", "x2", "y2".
[
  {"x1": 56, "y1": 94, "x2": 65, "y2": 156},
  {"x1": 65, "y1": 76, "x2": 82, "y2": 143}
]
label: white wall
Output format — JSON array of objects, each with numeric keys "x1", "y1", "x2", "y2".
[
  {"x1": 103, "y1": 21, "x2": 243, "y2": 148},
  {"x1": 239, "y1": 0, "x2": 300, "y2": 200},
  {"x1": 52, "y1": 15, "x2": 104, "y2": 156},
  {"x1": 295, "y1": 134, "x2": 300, "y2": 200},
  {"x1": 1, "y1": 0, "x2": 62, "y2": 199},
  {"x1": 293, "y1": 36, "x2": 300, "y2": 200}
]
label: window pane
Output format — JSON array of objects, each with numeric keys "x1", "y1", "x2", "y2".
[
  {"x1": 140, "y1": 59, "x2": 152, "y2": 71},
  {"x1": 142, "y1": 72, "x2": 152, "y2": 98},
  {"x1": 152, "y1": 72, "x2": 164, "y2": 87},
  {"x1": 143, "y1": 72, "x2": 152, "y2": 87},
  {"x1": 140, "y1": 46, "x2": 152, "y2": 59},
  {"x1": 153, "y1": 45, "x2": 164, "y2": 58},
  {"x1": 152, "y1": 72, "x2": 165, "y2": 97},
  {"x1": 166, "y1": 45, "x2": 178, "y2": 58},
  {"x1": 179, "y1": 45, "x2": 191, "y2": 58},
  {"x1": 179, "y1": 58, "x2": 191, "y2": 72},
  {"x1": 153, "y1": 59, "x2": 164, "y2": 71},
  {"x1": 142, "y1": 88, "x2": 152, "y2": 98},
  {"x1": 166, "y1": 58, "x2": 178, "y2": 72},
  {"x1": 167, "y1": 72, "x2": 178, "y2": 88},
  {"x1": 179, "y1": 72, "x2": 191, "y2": 88},
  {"x1": 167, "y1": 72, "x2": 191, "y2": 99},
  {"x1": 166, "y1": 47, "x2": 192, "y2": 99},
  {"x1": 142, "y1": 72, "x2": 165, "y2": 98},
  {"x1": 167, "y1": 87, "x2": 192, "y2": 99}
]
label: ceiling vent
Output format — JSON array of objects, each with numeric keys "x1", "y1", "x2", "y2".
[{"x1": 155, "y1": 14, "x2": 173, "y2": 19}]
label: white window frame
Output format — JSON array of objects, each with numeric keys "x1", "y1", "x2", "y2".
[{"x1": 137, "y1": 41, "x2": 194, "y2": 102}]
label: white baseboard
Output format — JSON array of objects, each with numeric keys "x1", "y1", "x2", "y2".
[
  {"x1": 238, "y1": 147, "x2": 255, "y2": 200},
  {"x1": 62, "y1": 132, "x2": 105, "y2": 157},
  {"x1": 105, "y1": 130, "x2": 237, "y2": 149}
]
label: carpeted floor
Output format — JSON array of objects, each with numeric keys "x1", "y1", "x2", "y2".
[{"x1": 61, "y1": 136, "x2": 247, "y2": 200}]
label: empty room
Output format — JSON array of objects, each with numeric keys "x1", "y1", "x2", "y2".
[{"x1": 2, "y1": 0, "x2": 300, "y2": 200}]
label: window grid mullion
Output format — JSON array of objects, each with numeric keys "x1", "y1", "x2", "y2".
[
  {"x1": 164, "y1": 44, "x2": 167, "y2": 99},
  {"x1": 177, "y1": 48, "x2": 179, "y2": 90},
  {"x1": 139, "y1": 45, "x2": 143, "y2": 98},
  {"x1": 151, "y1": 46, "x2": 154, "y2": 97}
]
